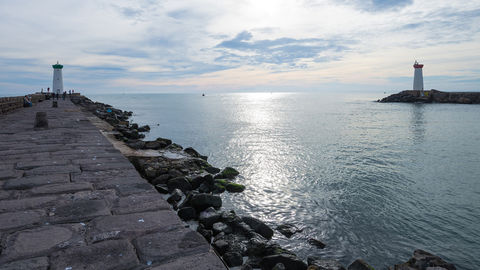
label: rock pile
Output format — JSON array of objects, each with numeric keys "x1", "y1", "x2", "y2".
[
  {"x1": 378, "y1": 90, "x2": 480, "y2": 104},
  {"x1": 72, "y1": 95, "x2": 457, "y2": 270}
]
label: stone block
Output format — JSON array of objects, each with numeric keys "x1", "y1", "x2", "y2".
[
  {"x1": 3, "y1": 174, "x2": 70, "y2": 190},
  {"x1": 148, "y1": 250, "x2": 226, "y2": 270},
  {"x1": 34, "y1": 112, "x2": 48, "y2": 128},
  {"x1": 111, "y1": 193, "x2": 170, "y2": 215},
  {"x1": 0, "y1": 170, "x2": 23, "y2": 181},
  {"x1": 24, "y1": 165, "x2": 81, "y2": 176},
  {"x1": 48, "y1": 199, "x2": 110, "y2": 223},
  {"x1": 0, "y1": 257, "x2": 49, "y2": 270},
  {"x1": 58, "y1": 190, "x2": 118, "y2": 204},
  {"x1": 0, "y1": 210, "x2": 45, "y2": 231},
  {"x1": 0, "y1": 196, "x2": 57, "y2": 213},
  {"x1": 0, "y1": 190, "x2": 11, "y2": 200},
  {"x1": 49, "y1": 240, "x2": 138, "y2": 270},
  {"x1": 30, "y1": 182, "x2": 93, "y2": 195},
  {"x1": 134, "y1": 228, "x2": 210, "y2": 264},
  {"x1": 1, "y1": 224, "x2": 85, "y2": 261},
  {"x1": 87, "y1": 210, "x2": 182, "y2": 243},
  {"x1": 72, "y1": 169, "x2": 141, "y2": 183},
  {"x1": 80, "y1": 162, "x2": 134, "y2": 171},
  {"x1": 16, "y1": 160, "x2": 69, "y2": 170}
]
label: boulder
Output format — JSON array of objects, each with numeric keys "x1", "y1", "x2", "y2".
[
  {"x1": 347, "y1": 259, "x2": 373, "y2": 270},
  {"x1": 223, "y1": 252, "x2": 243, "y2": 267},
  {"x1": 205, "y1": 166, "x2": 221, "y2": 174},
  {"x1": 273, "y1": 263, "x2": 286, "y2": 270},
  {"x1": 151, "y1": 174, "x2": 170, "y2": 185},
  {"x1": 226, "y1": 182, "x2": 246, "y2": 193},
  {"x1": 126, "y1": 140, "x2": 145, "y2": 150},
  {"x1": 308, "y1": 238, "x2": 326, "y2": 249},
  {"x1": 307, "y1": 257, "x2": 346, "y2": 270},
  {"x1": 156, "y1": 137, "x2": 172, "y2": 147},
  {"x1": 190, "y1": 194, "x2": 222, "y2": 211},
  {"x1": 154, "y1": 184, "x2": 169, "y2": 194},
  {"x1": 167, "y1": 189, "x2": 183, "y2": 204},
  {"x1": 391, "y1": 249, "x2": 456, "y2": 270},
  {"x1": 177, "y1": 207, "x2": 196, "y2": 221},
  {"x1": 144, "y1": 141, "x2": 163, "y2": 149},
  {"x1": 277, "y1": 224, "x2": 303, "y2": 238},
  {"x1": 167, "y1": 176, "x2": 192, "y2": 192},
  {"x1": 184, "y1": 147, "x2": 201, "y2": 157},
  {"x1": 198, "y1": 207, "x2": 222, "y2": 228},
  {"x1": 221, "y1": 167, "x2": 240, "y2": 179},
  {"x1": 137, "y1": 125, "x2": 150, "y2": 132},
  {"x1": 260, "y1": 254, "x2": 307, "y2": 270},
  {"x1": 213, "y1": 239, "x2": 229, "y2": 255},
  {"x1": 242, "y1": 216, "x2": 274, "y2": 239},
  {"x1": 197, "y1": 224, "x2": 213, "y2": 243},
  {"x1": 212, "y1": 222, "x2": 232, "y2": 235}
]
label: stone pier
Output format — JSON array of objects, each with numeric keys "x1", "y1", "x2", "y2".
[{"x1": 0, "y1": 98, "x2": 226, "y2": 269}]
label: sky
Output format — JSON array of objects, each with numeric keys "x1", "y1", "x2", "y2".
[{"x1": 0, "y1": 0, "x2": 479, "y2": 95}]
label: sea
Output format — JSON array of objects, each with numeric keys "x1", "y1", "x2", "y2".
[{"x1": 89, "y1": 92, "x2": 480, "y2": 270}]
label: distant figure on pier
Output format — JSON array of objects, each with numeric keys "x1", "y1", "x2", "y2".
[
  {"x1": 23, "y1": 95, "x2": 32, "y2": 107},
  {"x1": 62, "y1": 91, "x2": 66, "y2": 100}
]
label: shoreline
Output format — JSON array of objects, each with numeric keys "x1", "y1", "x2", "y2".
[{"x1": 70, "y1": 94, "x2": 457, "y2": 270}]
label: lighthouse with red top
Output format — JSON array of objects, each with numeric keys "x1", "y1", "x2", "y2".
[{"x1": 413, "y1": 60, "x2": 424, "y2": 95}]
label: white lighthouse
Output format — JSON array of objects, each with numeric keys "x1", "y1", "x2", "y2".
[
  {"x1": 413, "y1": 60, "x2": 424, "y2": 95},
  {"x1": 52, "y1": 61, "x2": 64, "y2": 95}
]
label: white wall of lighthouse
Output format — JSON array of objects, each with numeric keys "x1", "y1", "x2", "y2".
[
  {"x1": 413, "y1": 60, "x2": 424, "y2": 91},
  {"x1": 52, "y1": 61, "x2": 64, "y2": 94}
]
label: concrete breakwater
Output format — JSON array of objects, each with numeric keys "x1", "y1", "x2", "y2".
[
  {"x1": 0, "y1": 95, "x2": 457, "y2": 270},
  {"x1": 378, "y1": 90, "x2": 480, "y2": 104}
]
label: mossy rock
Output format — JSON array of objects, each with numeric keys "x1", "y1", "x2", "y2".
[
  {"x1": 225, "y1": 182, "x2": 245, "y2": 193},
  {"x1": 214, "y1": 179, "x2": 229, "y2": 187},
  {"x1": 213, "y1": 183, "x2": 226, "y2": 194},
  {"x1": 221, "y1": 167, "x2": 240, "y2": 179}
]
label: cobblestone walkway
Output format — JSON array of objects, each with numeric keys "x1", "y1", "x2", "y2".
[{"x1": 0, "y1": 99, "x2": 226, "y2": 270}]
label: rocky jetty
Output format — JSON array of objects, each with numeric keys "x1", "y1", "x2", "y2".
[
  {"x1": 71, "y1": 95, "x2": 457, "y2": 270},
  {"x1": 379, "y1": 90, "x2": 480, "y2": 104}
]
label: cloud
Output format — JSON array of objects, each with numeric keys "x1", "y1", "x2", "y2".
[{"x1": 215, "y1": 31, "x2": 351, "y2": 67}]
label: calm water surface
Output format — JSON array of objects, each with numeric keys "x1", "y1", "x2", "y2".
[{"x1": 90, "y1": 92, "x2": 480, "y2": 270}]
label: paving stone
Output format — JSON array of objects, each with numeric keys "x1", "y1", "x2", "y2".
[
  {"x1": 113, "y1": 181, "x2": 157, "y2": 196},
  {"x1": 0, "y1": 196, "x2": 57, "y2": 213},
  {"x1": 24, "y1": 165, "x2": 81, "y2": 176},
  {"x1": 3, "y1": 174, "x2": 70, "y2": 190},
  {"x1": 112, "y1": 193, "x2": 170, "y2": 215},
  {"x1": 148, "y1": 250, "x2": 226, "y2": 270},
  {"x1": 1, "y1": 224, "x2": 85, "y2": 261},
  {"x1": 80, "y1": 162, "x2": 134, "y2": 172},
  {"x1": 16, "y1": 159, "x2": 70, "y2": 170},
  {"x1": 30, "y1": 182, "x2": 93, "y2": 195},
  {"x1": 0, "y1": 170, "x2": 23, "y2": 181},
  {"x1": 0, "y1": 190, "x2": 11, "y2": 200},
  {"x1": 87, "y1": 211, "x2": 182, "y2": 243},
  {"x1": 0, "y1": 256, "x2": 49, "y2": 270},
  {"x1": 134, "y1": 228, "x2": 210, "y2": 264},
  {"x1": 0, "y1": 210, "x2": 45, "y2": 231},
  {"x1": 58, "y1": 189, "x2": 118, "y2": 204},
  {"x1": 49, "y1": 239, "x2": 139, "y2": 270},
  {"x1": 49, "y1": 199, "x2": 111, "y2": 223},
  {"x1": 72, "y1": 156, "x2": 128, "y2": 165},
  {"x1": 71, "y1": 169, "x2": 141, "y2": 183}
]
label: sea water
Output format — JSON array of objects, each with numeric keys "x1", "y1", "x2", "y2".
[{"x1": 90, "y1": 92, "x2": 480, "y2": 269}]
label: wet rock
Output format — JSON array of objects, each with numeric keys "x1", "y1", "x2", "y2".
[
  {"x1": 246, "y1": 257, "x2": 262, "y2": 268},
  {"x1": 144, "y1": 166, "x2": 158, "y2": 180},
  {"x1": 277, "y1": 224, "x2": 303, "y2": 238},
  {"x1": 226, "y1": 182, "x2": 246, "y2": 193},
  {"x1": 213, "y1": 183, "x2": 226, "y2": 194},
  {"x1": 223, "y1": 252, "x2": 243, "y2": 267},
  {"x1": 242, "y1": 216, "x2": 274, "y2": 239},
  {"x1": 273, "y1": 263, "x2": 286, "y2": 270},
  {"x1": 166, "y1": 143, "x2": 183, "y2": 151},
  {"x1": 168, "y1": 169, "x2": 184, "y2": 179},
  {"x1": 205, "y1": 166, "x2": 221, "y2": 174},
  {"x1": 212, "y1": 222, "x2": 232, "y2": 235},
  {"x1": 178, "y1": 207, "x2": 196, "y2": 221},
  {"x1": 144, "y1": 141, "x2": 163, "y2": 150},
  {"x1": 347, "y1": 259, "x2": 373, "y2": 270},
  {"x1": 221, "y1": 167, "x2": 240, "y2": 179},
  {"x1": 198, "y1": 182, "x2": 212, "y2": 193},
  {"x1": 241, "y1": 264, "x2": 254, "y2": 270},
  {"x1": 167, "y1": 188, "x2": 183, "y2": 204},
  {"x1": 198, "y1": 207, "x2": 222, "y2": 228},
  {"x1": 137, "y1": 125, "x2": 150, "y2": 132},
  {"x1": 308, "y1": 238, "x2": 326, "y2": 249},
  {"x1": 154, "y1": 184, "x2": 169, "y2": 194},
  {"x1": 184, "y1": 147, "x2": 201, "y2": 157},
  {"x1": 197, "y1": 224, "x2": 213, "y2": 243},
  {"x1": 213, "y1": 239, "x2": 229, "y2": 255},
  {"x1": 126, "y1": 140, "x2": 145, "y2": 150},
  {"x1": 151, "y1": 174, "x2": 170, "y2": 185},
  {"x1": 190, "y1": 194, "x2": 222, "y2": 211},
  {"x1": 391, "y1": 249, "x2": 456, "y2": 270},
  {"x1": 260, "y1": 254, "x2": 307, "y2": 270},
  {"x1": 190, "y1": 176, "x2": 205, "y2": 189},
  {"x1": 246, "y1": 233, "x2": 269, "y2": 256},
  {"x1": 307, "y1": 257, "x2": 346, "y2": 270},
  {"x1": 156, "y1": 137, "x2": 172, "y2": 147},
  {"x1": 167, "y1": 176, "x2": 192, "y2": 192}
]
